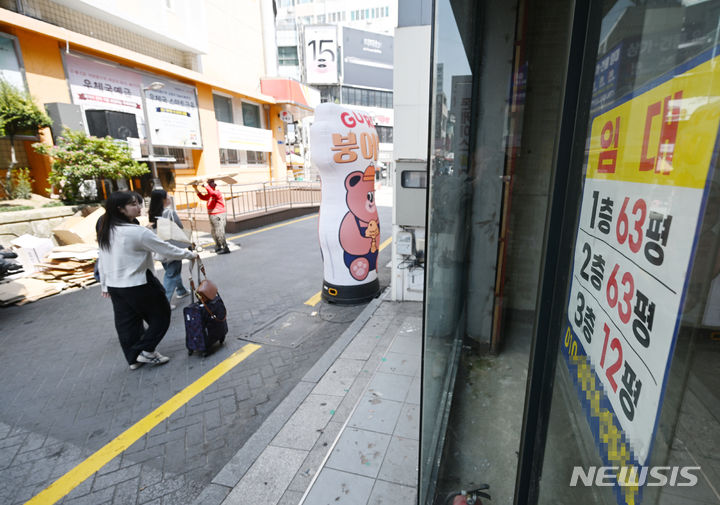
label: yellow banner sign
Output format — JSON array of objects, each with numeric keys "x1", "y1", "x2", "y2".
[{"x1": 587, "y1": 55, "x2": 720, "y2": 189}]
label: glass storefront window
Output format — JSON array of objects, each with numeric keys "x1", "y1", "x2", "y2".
[
  {"x1": 421, "y1": 0, "x2": 474, "y2": 502},
  {"x1": 538, "y1": 1, "x2": 720, "y2": 504},
  {"x1": 421, "y1": 0, "x2": 720, "y2": 504}
]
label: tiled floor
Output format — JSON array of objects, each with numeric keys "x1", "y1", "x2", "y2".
[
  {"x1": 208, "y1": 300, "x2": 422, "y2": 505},
  {"x1": 301, "y1": 313, "x2": 421, "y2": 504}
]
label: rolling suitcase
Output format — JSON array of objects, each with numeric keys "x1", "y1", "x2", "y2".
[{"x1": 184, "y1": 257, "x2": 228, "y2": 356}]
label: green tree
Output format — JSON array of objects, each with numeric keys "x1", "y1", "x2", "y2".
[
  {"x1": 0, "y1": 80, "x2": 52, "y2": 197},
  {"x1": 33, "y1": 129, "x2": 149, "y2": 202}
]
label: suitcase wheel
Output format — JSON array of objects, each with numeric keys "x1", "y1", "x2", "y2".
[
  {"x1": 202, "y1": 351, "x2": 209, "y2": 357},
  {"x1": 188, "y1": 350, "x2": 193, "y2": 356}
]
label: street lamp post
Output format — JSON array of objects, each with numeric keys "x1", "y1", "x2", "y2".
[{"x1": 141, "y1": 81, "x2": 165, "y2": 189}]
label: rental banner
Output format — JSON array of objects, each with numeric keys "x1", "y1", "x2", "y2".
[{"x1": 562, "y1": 48, "x2": 720, "y2": 505}]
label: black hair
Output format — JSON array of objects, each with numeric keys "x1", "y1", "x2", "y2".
[
  {"x1": 148, "y1": 189, "x2": 168, "y2": 226},
  {"x1": 97, "y1": 191, "x2": 143, "y2": 250}
]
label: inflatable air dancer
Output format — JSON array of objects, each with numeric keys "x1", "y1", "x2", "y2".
[{"x1": 311, "y1": 103, "x2": 382, "y2": 303}]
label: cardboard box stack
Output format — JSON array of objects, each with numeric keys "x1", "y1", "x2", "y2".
[{"x1": 0, "y1": 209, "x2": 104, "y2": 306}]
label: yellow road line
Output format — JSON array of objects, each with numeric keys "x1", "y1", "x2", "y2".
[
  {"x1": 199, "y1": 214, "x2": 318, "y2": 248},
  {"x1": 304, "y1": 236, "x2": 393, "y2": 306},
  {"x1": 25, "y1": 344, "x2": 261, "y2": 505},
  {"x1": 304, "y1": 292, "x2": 322, "y2": 306}
]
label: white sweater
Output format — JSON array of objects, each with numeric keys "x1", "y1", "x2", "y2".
[{"x1": 98, "y1": 223, "x2": 195, "y2": 291}]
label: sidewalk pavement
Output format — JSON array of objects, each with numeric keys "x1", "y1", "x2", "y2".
[{"x1": 191, "y1": 290, "x2": 422, "y2": 505}]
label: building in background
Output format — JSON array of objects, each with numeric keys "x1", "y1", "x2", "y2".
[
  {"x1": 275, "y1": 0, "x2": 397, "y2": 177},
  {"x1": 0, "y1": 0, "x2": 298, "y2": 204}
]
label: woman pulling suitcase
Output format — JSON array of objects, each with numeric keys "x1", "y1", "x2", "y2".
[{"x1": 97, "y1": 191, "x2": 198, "y2": 370}]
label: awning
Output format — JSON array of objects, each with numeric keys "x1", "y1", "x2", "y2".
[{"x1": 261, "y1": 78, "x2": 321, "y2": 111}]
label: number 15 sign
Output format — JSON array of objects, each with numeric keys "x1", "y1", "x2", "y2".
[{"x1": 563, "y1": 47, "x2": 720, "y2": 489}]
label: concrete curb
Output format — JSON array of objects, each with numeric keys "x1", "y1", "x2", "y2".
[{"x1": 191, "y1": 289, "x2": 388, "y2": 505}]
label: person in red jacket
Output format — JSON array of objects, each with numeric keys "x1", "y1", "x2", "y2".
[{"x1": 192, "y1": 179, "x2": 231, "y2": 254}]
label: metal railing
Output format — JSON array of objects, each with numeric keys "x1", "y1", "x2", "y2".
[{"x1": 180, "y1": 181, "x2": 321, "y2": 220}]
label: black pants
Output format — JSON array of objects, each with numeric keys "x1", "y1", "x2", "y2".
[{"x1": 108, "y1": 270, "x2": 171, "y2": 364}]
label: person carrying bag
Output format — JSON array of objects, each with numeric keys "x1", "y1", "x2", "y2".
[{"x1": 97, "y1": 191, "x2": 198, "y2": 370}]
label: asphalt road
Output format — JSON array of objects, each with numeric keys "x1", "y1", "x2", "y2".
[{"x1": 0, "y1": 204, "x2": 392, "y2": 505}]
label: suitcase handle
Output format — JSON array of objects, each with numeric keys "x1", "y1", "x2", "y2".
[{"x1": 188, "y1": 255, "x2": 209, "y2": 303}]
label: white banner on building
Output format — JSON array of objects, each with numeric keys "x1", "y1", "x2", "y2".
[
  {"x1": 142, "y1": 77, "x2": 202, "y2": 148},
  {"x1": 304, "y1": 25, "x2": 338, "y2": 85},
  {"x1": 217, "y1": 122, "x2": 272, "y2": 152},
  {"x1": 65, "y1": 53, "x2": 143, "y2": 117}
]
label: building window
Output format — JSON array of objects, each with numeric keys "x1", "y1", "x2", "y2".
[
  {"x1": 278, "y1": 46, "x2": 299, "y2": 66},
  {"x1": 351, "y1": 11, "x2": 355, "y2": 20},
  {"x1": 219, "y1": 148, "x2": 240, "y2": 165},
  {"x1": 152, "y1": 146, "x2": 190, "y2": 169},
  {"x1": 386, "y1": 6, "x2": 389, "y2": 16},
  {"x1": 341, "y1": 86, "x2": 393, "y2": 108},
  {"x1": 247, "y1": 151, "x2": 267, "y2": 165},
  {"x1": 376, "y1": 125, "x2": 393, "y2": 144},
  {"x1": 213, "y1": 94, "x2": 233, "y2": 123},
  {"x1": 360, "y1": 88, "x2": 369, "y2": 106},
  {"x1": 320, "y1": 86, "x2": 340, "y2": 104},
  {"x1": 317, "y1": 14, "x2": 325, "y2": 23},
  {"x1": 242, "y1": 102, "x2": 261, "y2": 128}
]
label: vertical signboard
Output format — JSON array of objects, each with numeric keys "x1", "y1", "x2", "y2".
[
  {"x1": 591, "y1": 42, "x2": 621, "y2": 113},
  {"x1": 341, "y1": 27, "x2": 393, "y2": 90},
  {"x1": 304, "y1": 25, "x2": 339, "y2": 85},
  {"x1": 562, "y1": 49, "x2": 720, "y2": 505},
  {"x1": 141, "y1": 77, "x2": 202, "y2": 148},
  {"x1": 451, "y1": 75, "x2": 472, "y2": 173}
]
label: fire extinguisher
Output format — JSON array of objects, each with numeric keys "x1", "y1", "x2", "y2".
[{"x1": 443, "y1": 484, "x2": 491, "y2": 505}]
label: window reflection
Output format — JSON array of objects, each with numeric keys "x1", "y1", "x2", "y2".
[{"x1": 421, "y1": 0, "x2": 473, "y2": 502}]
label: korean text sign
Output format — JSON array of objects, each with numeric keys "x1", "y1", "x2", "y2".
[
  {"x1": 563, "y1": 50, "x2": 720, "y2": 503},
  {"x1": 65, "y1": 53, "x2": 142, "y2": 116},
  {"x1": 142, "y1": 78, "x2": 202, "y2": 149}
]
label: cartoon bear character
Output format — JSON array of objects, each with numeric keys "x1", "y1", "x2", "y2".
[{"x1": 339, "y1": 165, "x2": 380, "y2": 281}]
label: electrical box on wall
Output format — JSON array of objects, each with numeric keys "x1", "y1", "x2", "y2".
[
  {"x1": 395, "y1": 159, "x2": 428, "y2": 227},
  {"x1": 397, "y1": 231, "x2": 413, "y2": 255}
]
